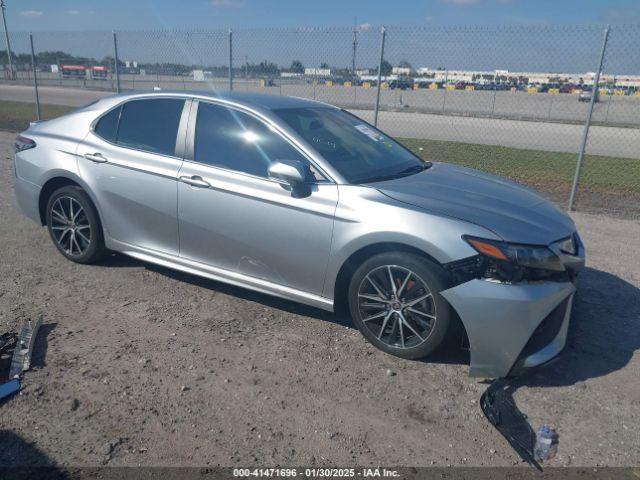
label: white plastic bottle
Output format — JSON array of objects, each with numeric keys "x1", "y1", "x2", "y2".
[{"x1": 534, "y1": 425, "x2": 557, "y2": 461}]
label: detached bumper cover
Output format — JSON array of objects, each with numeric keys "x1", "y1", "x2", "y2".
[{"x1": 442, "y1": 279, "x2": 575, "y2": 378}]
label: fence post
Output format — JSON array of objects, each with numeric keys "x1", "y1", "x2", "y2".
[
  {"x1": 112, "y1": 30, "x2": 121, "y2": 93},
  {"x1": 441, "y1": 69, "x2": 449, "y2": 114},
  {"x1": 228, "y1": 28, "x2": 233, "y2": 91},
  {"x1": 373, "y1": 26, "x2": 386, "y2": 127},
  {"x1": 567, "y1": 25, "x2": 610, "y2": 211},
  {"x1": 490, "y1": 81, "x2": 497, "y2": 116},
  {"x1": 0, "y1": 0, "x2": 13, "y2": 80},
  {"x1": 29, "y1": 32, "x2": 40, "y2": 120}
]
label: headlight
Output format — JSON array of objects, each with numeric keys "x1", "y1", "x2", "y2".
[{"x1": 463, "y1": 236, "x2": 565, "y2": 282}]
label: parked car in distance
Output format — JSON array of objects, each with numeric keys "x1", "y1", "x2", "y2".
[
  {"x1": 388, "y1": 76, "x2": 414, "y2": 90},
  {"x1": 579, "y1": 89, "x2": 599, "y2": 102},
  {"x1": 13, "y1": 91, "x2": 585, "y2": 378}
]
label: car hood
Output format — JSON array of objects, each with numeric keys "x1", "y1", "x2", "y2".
[{"x1": 368, "y1": 163, "x2": 575, "y2": 245}]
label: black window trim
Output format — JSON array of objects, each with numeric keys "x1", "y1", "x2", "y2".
[
  {"x1": 184, "y1": 99, "x2": 335, "y2": 185},
  {"x1": 91, "y1": 95, "x2": 191, "y2": 160}
]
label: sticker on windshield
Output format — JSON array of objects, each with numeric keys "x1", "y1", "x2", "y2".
[{"x1": 354, "y1": 124, "x2": 384, "y2": 142}]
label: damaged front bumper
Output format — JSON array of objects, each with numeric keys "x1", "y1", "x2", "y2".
[{"x1": 442, "y1": 279, "x2": 576, "y2": 378}]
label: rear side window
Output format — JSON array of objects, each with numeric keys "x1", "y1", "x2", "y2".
[
  {"x1": 117, "y1": 99, "x2": 184, "y2": 156},
  {"x1": 95, "y1": 98, "x2": 184, "y2": 156},
  {"x1": 94, "y1": 106, "x2": 120, "y2": 143}
]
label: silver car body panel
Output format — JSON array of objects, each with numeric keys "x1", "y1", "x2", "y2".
[
  {"x1": 321, "y1": 184, "x2": 500, "y2": 299},
  {"x1": 442, "y1": 280, "x2": 576, "y2": 378},
  {"x1": 109, "y1": 237, "x2": 333, "y2": 310},
  {"x1": 13, "y1": 90, "x2": 586, "y2": 378},
  {"x1": 76, "y1": 129, "x2": 185, "y2": 256},
  {"x1": 177, "y1": 160, "x2": 338, "y2": 296},
  {"x1": 371, "y1": 163, "x2": 576, "y2": 245}
]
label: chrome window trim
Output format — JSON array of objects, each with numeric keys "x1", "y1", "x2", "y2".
[{"x1": 181, "y1": 157, "x2": 323, "y2": 189}]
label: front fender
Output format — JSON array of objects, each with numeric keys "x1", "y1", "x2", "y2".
[{"x1": 322, "y1": 185, "x2": 499, "y2": 300}]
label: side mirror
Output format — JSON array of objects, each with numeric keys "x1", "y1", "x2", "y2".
[{"x1": 268, "y1": 159, "x2": 306, "y2": 186}]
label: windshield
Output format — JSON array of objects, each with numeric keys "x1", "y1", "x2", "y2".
[{"x1": 273, "y1": 107, "x2": 429, "y2": 184}]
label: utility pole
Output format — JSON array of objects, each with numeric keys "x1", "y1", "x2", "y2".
[
  {"x1": 351, "y1": 17, "x2": 358, "y2": 77},
  {"x1": 1, "y1": 0, "x2": 14, "y2": 80}
]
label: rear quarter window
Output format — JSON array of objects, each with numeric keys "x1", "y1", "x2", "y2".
[{"x1": 94, "y1": 106, "x2": 121, "y2": 143}]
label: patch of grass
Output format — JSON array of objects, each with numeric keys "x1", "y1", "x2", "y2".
[
  {"x1": 399, "y1": 137, "x2": 640, "y2": 196},
  {"x1": 0, "y1": 100, "x2": 74, "y2": 132}
]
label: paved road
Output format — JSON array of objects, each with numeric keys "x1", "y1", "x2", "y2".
[
  {"x1": 8, "y1": 73, "x2": 640, "y2": 127},
  {"x1": 2, "y1": 84, "x2": 639, "y2": 159}
]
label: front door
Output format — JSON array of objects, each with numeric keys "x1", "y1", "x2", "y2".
[{"x1": 177, "y1": 101, "x2": 337, "y2": 296}]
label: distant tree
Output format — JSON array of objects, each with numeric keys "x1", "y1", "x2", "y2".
[
  {"x1": 398, "y1": 59, "x2": 412, "y2": 69},
  {"x1": 290, "y1": 60, "x2": 304, "y2": 73},
  {"x1": 320, "y1": 62, "x2": 330, "y2": 69},
  {"x1": 380, "y1": 59, "x2": 393, "y2": 76}
]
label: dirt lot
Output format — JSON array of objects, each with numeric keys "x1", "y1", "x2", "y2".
[{"x1": 0, "y1": 130, "x2": 638, "y2": 468}]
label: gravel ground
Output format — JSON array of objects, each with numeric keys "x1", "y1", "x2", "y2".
[{"x1": 0, "y1": 130, "x2": 638, "y2": 468}]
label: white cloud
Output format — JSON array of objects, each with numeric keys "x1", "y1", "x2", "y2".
[
  {"x1": 66, "y1": 9, "x2": 95, "y2": 16},
  {"x1": 210, "y1": 0, "x2": 245, "y2": 7},
  {"x1": 357, "y1": 23, "x2": 372, "y2": 31},
  {"x1": 425, "y1": 16, "x2": 434, "y2": 22},
  {"x1": 440, "y1": 0, "x2": 481, "y2": 5},
  {"x1": 19, "y1": 10, "x2": 44, "y2": 17}
]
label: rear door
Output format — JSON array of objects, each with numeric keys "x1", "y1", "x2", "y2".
[
  {"x1": 77, "y1": 97, "x2": 190, "y2": 255},
  {"x1": 177, "y1": 100, "x2": 338, "y2": 296}
]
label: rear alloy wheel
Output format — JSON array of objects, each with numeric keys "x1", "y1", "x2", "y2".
[
  {"x1": 348, "y1": 252, "x2": 451, "y2": 359},
  {"x1": 46, "y1": 186, "x2": 106, "y2": 264}
]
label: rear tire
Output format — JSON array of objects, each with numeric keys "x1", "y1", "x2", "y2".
[
  {"x1": 348, "y1": 251, "x2": 452, "y2": 360},
  {"x1": 46, "y1": 185, "x2": 106, "y2": 264}
]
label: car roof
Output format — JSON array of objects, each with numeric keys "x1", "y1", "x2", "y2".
[{"x1": 110, "y1": 89, "x2": 334, "y2": 111}]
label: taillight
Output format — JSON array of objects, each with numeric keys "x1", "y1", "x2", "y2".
[{"x1": 15, "y1": 135, "x2": 36, "y2": 153}]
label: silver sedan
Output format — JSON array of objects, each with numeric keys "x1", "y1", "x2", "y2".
[{"x1": 13, "y1": 90, "x2": 585, "y2": 378}]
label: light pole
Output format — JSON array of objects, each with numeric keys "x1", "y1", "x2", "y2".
[
  {"x1": 1, "y1": 0, "x2": 14, "y2": 80},
  {"x1": 351, "y1": 24, "x2": 358, "y2": 77}
]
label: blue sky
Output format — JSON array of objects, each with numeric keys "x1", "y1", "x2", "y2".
[{"x1": 5, "y1": 0, "x2": 640, "y2": 31}]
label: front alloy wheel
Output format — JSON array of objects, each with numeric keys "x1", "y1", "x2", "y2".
[
  {"x1": 348, "y1": 252, "x2": 451, "y2": 360},
  {"x1": 357, "y1": 265, "x2": 436, "y2": 349}
]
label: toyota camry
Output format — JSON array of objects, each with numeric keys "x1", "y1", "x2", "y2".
[{"x1": 13, "y1": 91, "x2": 585, "y2": 377}]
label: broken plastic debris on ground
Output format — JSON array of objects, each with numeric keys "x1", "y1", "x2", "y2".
[
  {"x1": 480, "y1": 376, "x2": 559, "y2": 470},
  {"x1": 0, "y1": 318, "x2": 42, "y2": 401}
]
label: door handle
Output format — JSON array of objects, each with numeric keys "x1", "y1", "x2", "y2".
[
  {"x1": 84, "y1": 152, "x2": 108, "y2": 163},
  {"x1": 179, "y1": 175, "x2": 211, "y2": 188}
]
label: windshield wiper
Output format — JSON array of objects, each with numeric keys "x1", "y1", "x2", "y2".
[
  {"x1": 395, "y1": 162, "x2": 432, "y2": 177},
  {"x1": 357, "y1": 162, "x2": 432, "y2": 184}
]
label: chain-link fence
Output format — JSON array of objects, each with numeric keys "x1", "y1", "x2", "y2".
[{"x1": 1, "y1": 25, "x2": 639, "y2": 218}]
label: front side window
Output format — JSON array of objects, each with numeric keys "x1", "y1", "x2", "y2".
[
  {"x1": 194, "y1": 102, "x2": 319, "y2": 180},
  {"x1": 96, "y1": 98, "x2": 184, "y2": 156},
  {"x1": 273, "y1": 107, "x2": 428, "y2": 184}
]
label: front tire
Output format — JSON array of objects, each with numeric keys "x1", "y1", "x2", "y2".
[
  {"x1": 46, "y1": 185, "x2": 106, "y2": 264},
  {"x1": 348, "y1": 252, "x2": 452, "y2": 360}
]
